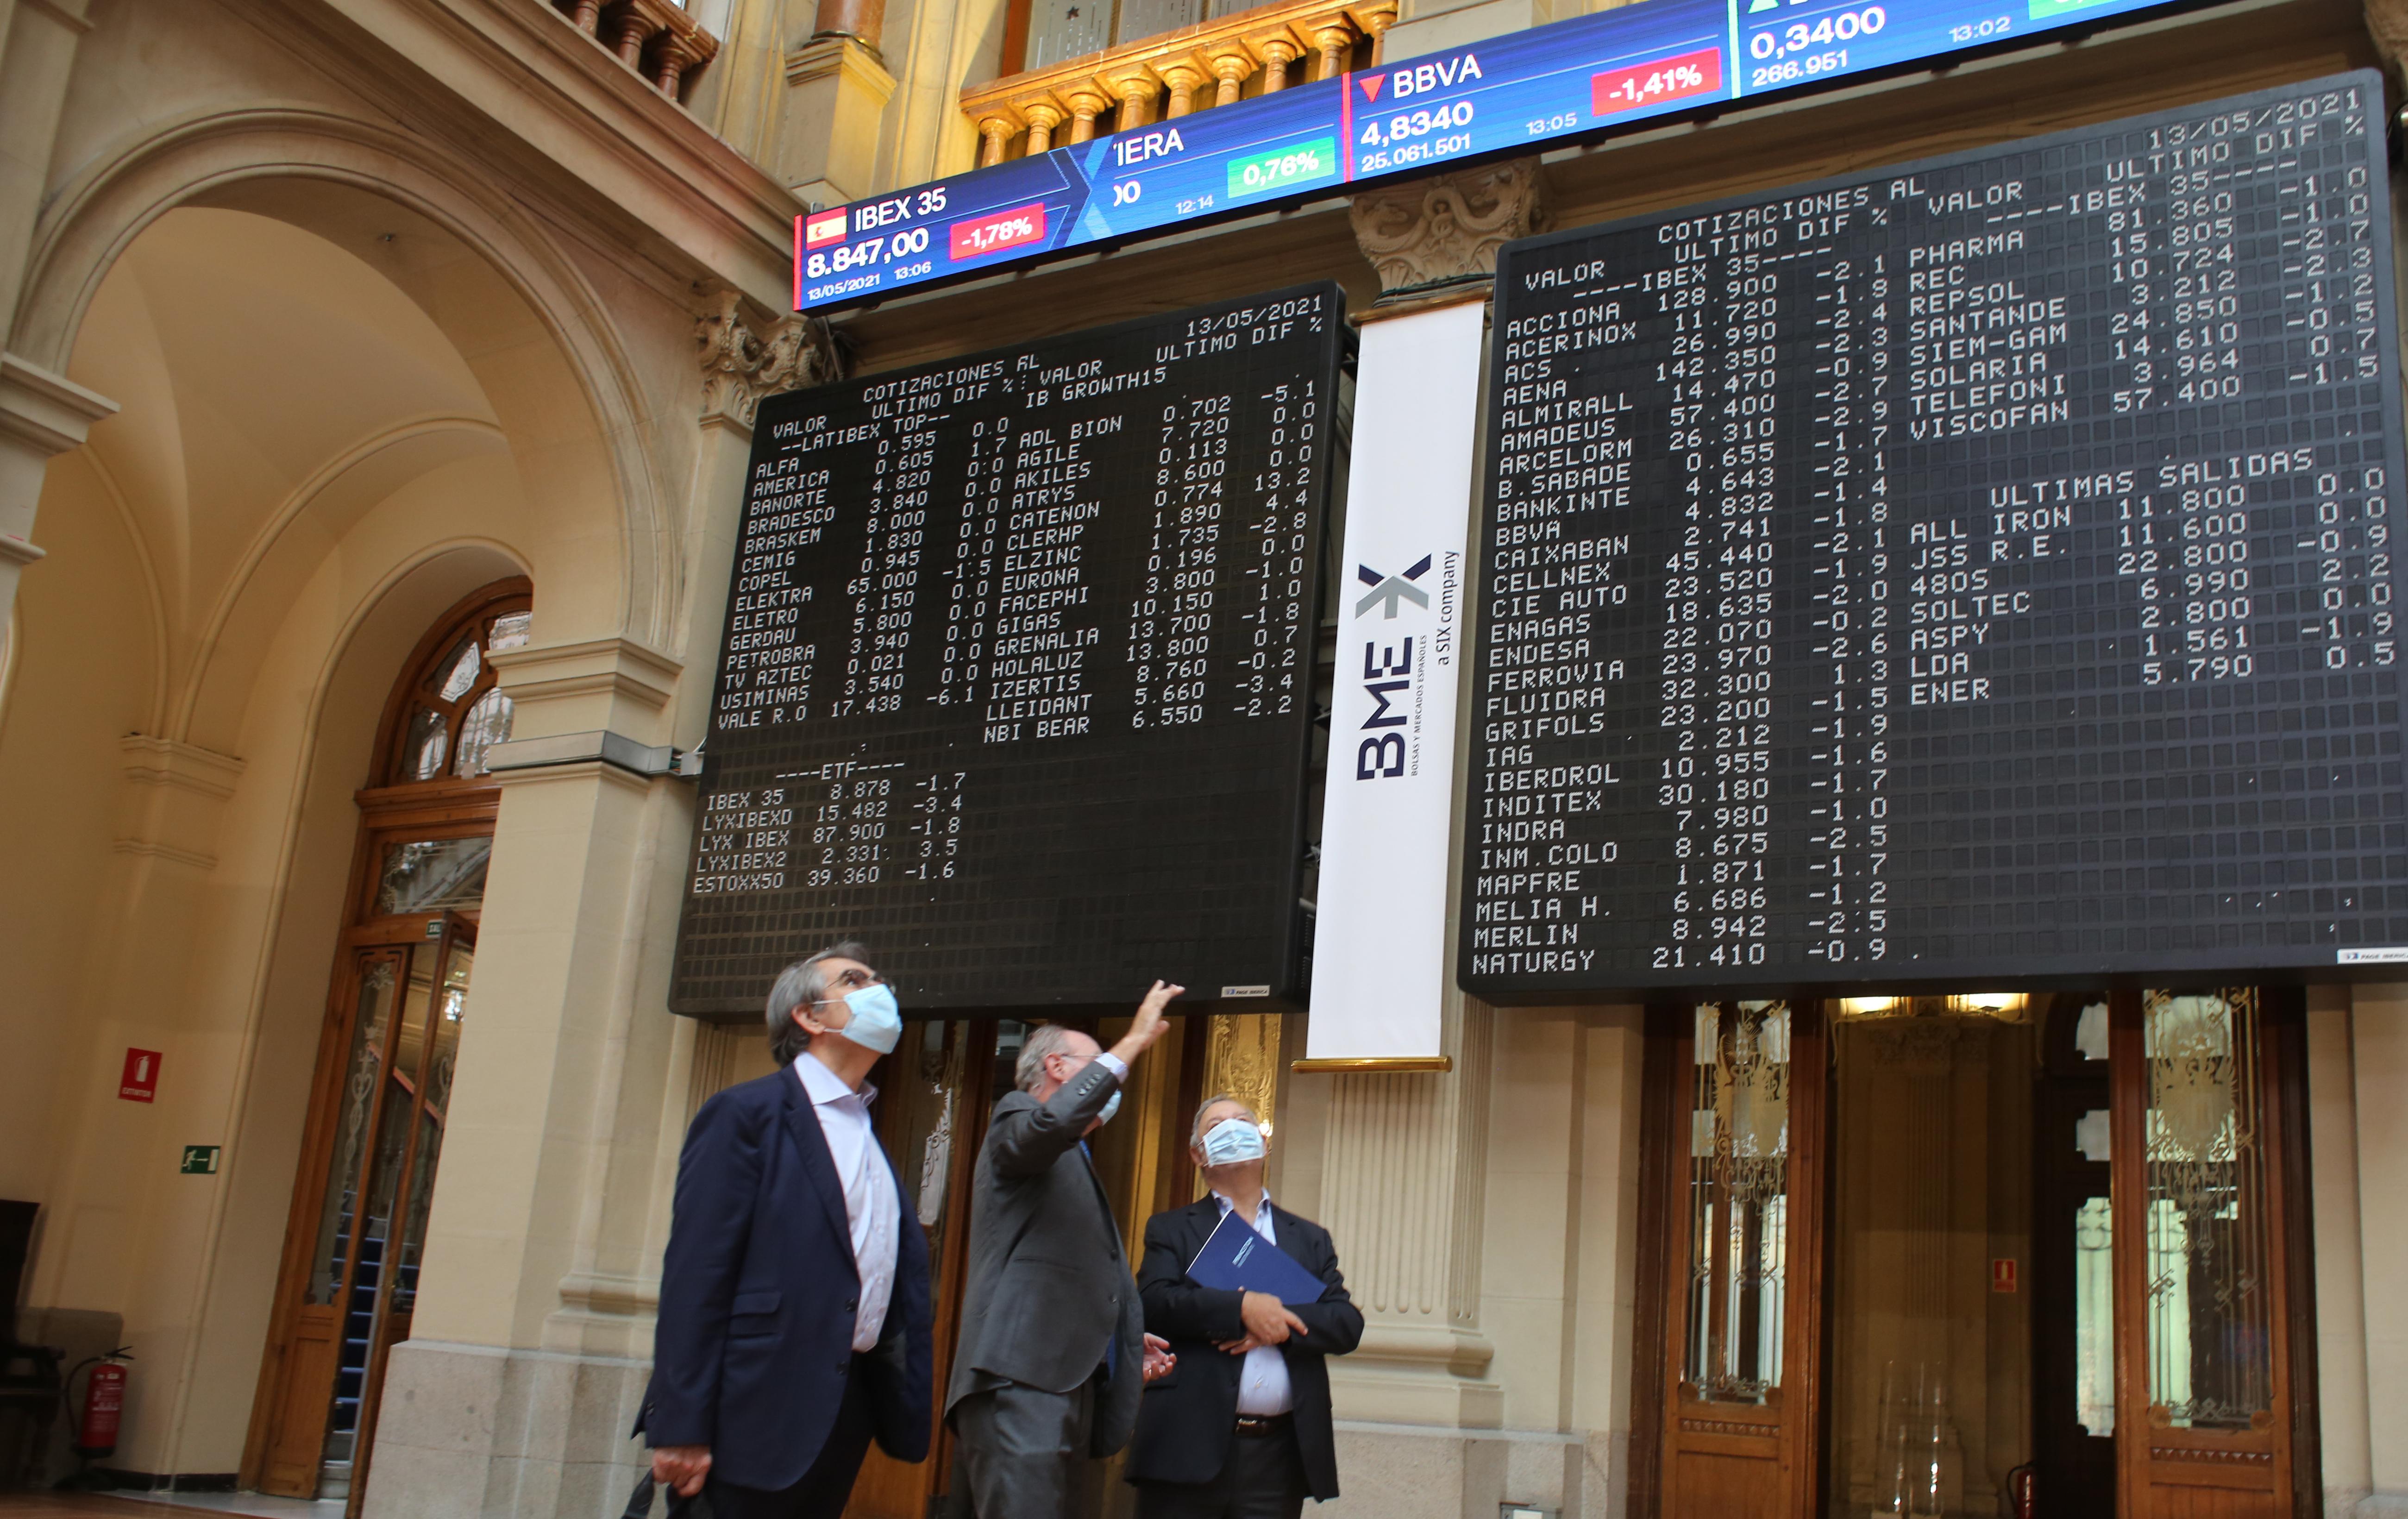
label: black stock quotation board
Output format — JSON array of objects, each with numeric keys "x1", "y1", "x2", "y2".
[
  {"x1": 1460, "y1": 72, "x2": 2408, "y2": 997},
  {"x1": 669, "y1": 285, "x2": 1346, "y2": 1015}
]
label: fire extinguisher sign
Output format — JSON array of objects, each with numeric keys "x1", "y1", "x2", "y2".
[{"x1": 119, "y1": 1048, "x2": 161, "y2": 1103}]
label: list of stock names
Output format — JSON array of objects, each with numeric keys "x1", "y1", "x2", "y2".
[
  {"x1": 670, "y1": 285, "x2": 1345, "y2": 1013},
  {"x1": 1461, "y1": 73, "x2": 2408, "y2": 993}
]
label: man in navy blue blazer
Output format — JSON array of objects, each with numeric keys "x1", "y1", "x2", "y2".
[{"x1": 641, "y1": 941, "x2": 933, "y2": 1518}]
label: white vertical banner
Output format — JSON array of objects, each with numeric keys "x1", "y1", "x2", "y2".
[{"x1": 1304, "y1": 298, "x2": 1486, "y2": 1063}]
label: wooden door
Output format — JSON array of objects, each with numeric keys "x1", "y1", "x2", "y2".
[
  {"x1": 253, "y1": 947, "x2": 407, "y2": 1497},
  {"x1": 2108, "y1": 988, "x2": 2297, "y2": 1518},
  {"x1": 243, "y1": 578, "x2": 521, "y2": 1504},
  {"x1": 1655, "y1": 1000, "x2": 1829, "y2": 1518},
  {"x1": 249, "y1": 910, "x2": 480, "y2": 1507},
  {"x1": 846, "y1": 1019, "x2": 1000, "y2": 1519}
]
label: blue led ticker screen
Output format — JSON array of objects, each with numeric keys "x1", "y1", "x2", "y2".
[{"x1": 796, "y1": 0, "x2": 2195, "y2": 311}]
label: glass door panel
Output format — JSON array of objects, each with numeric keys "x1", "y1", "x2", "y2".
[
  {"x1": 2141, "y1": 990, "x2": 2275, "y2": 1427},
  {"x1": 306, "y1": 958, "x2": 399, "y2": 1308},
  {"x1": 310, "y1": 917, "x2": 477, "y2": 1512},
  {"x1": 1656, "y1": 1000, "x2": 1827, "y2": 1519},
  {"x1": 1686, "y1": 1001, "x2": 1792, "y2": 1406},
  {"x1": 2112, "y1": 986, "x2": 2297, "y2": 1517}
]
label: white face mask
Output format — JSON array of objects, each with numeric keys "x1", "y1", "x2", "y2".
[
  {"x1": 1199, "y1": 1116, "x2": 1266, "y2": 1166},
  {"x1": 819, "y1": 982, "x2": 902, "y2": 1055}
]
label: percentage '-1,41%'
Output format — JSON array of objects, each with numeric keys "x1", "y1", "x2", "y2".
[{"x1": 1591, "y1": 47, "x2": 1724, "y2": 116}]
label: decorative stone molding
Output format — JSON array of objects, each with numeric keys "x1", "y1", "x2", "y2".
[
  {"x1": 489, "y1": 636, "x2": 684, "y2": 746},
  {"x1": 119, "y1": 734, "x2": 247, "y2": 801},
  {"x1": 0, "y1": 353, "x2": 119, "y2": 579},
  {"x1": 0, "y1": 352, "x2": 118, "y2": 458},
  {"x1": 2368, "y1": 0, "x2": 2408, "y2": 82},
  {"x1": 1349, "y1": 158, "x2": 1548, "y2": 301},
  {"x1": 489, "y1": 637, "x2": 681, "y2": 704},
  {"x1": 696, "y1": 289, "x2": 840, "y2": 432},
  {"x1": 113, "y1": 735, "x2": 245, "y2": 873}
]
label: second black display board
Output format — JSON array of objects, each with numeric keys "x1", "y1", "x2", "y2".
[
  {"x1": 1462, "y1": 71, "x2": 2408, "y2": 995},
  {"x1": 671, "y1": 284, "x2": 1346, "y2": 1015}
]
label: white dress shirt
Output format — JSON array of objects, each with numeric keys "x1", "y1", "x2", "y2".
[
  {"x1": 1211, "y1": 1190, "x2": 1296, "y2": 1415},
  {"x1": 795, "y1": 1052, "x2": 901, "y2": 1352}
]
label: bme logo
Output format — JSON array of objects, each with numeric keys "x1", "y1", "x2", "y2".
[{"x1": 1354, "y1": 557, "x2": 1431, "y2": 779}]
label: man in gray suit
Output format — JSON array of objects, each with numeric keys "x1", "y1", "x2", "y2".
[{"x1": 947, "y1": 981, "x2": 1184, "y2": 1518}]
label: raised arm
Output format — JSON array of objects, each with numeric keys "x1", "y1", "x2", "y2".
[{"x1": 985, "y1": 982, "x2": 1181, "y2": 1180}]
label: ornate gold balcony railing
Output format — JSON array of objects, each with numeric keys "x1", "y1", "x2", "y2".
[
  {"x1": 546, "y1": 0, "x2": 722, "y2": 101},
  {"x1": 959, "y1": 0, "x2": 1400, "y2": 167}
]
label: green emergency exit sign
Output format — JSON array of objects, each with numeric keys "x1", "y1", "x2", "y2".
[{"x1": 180, "y1": 1146, "x2": 220, "y2": 1175}]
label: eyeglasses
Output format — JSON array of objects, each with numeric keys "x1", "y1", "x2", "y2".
[{"x1": 815, "y1": 966, "x2": 883, "y2": 1003}]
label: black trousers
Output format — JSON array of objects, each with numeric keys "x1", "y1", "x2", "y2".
[
  {"x1": 702, "y1": 1357, "x2": 876, "y2": 1519},
  {"x1": 1131, "y1": 1420, "x2": 1309, "y2": 1519}
]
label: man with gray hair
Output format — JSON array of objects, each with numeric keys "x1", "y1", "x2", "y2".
[
  {"x1": 1125, "y1": 1093, "x2": 1361, "y2": 1517},
  {"x1": 947, "y1": 980, "x2": 1185, "y2": 1518},
  {"x1": 640, "y1": 942, "x2": 933, "y2": 1518}
]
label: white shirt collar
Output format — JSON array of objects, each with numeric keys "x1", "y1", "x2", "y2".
[
  {"x1": 1211, "y1": 1186, "x2": 1272, "y2": 1218},
  {"x1": 794, "y1": 1049, "x2": 877, "y2": 1107}
]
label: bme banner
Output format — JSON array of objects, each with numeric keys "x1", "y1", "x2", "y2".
[{"x1": 1304, "y1": 300, "x2": 1484, "y2": 1065}]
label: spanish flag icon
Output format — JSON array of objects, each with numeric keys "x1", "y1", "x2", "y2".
[{"x1": 804, "y1": 207, "x2": 849, "y2": 248}]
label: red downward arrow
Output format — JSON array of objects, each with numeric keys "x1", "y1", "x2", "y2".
[{"x1": 1360, "y1": 74, "x2": 1385, "y2": 102}]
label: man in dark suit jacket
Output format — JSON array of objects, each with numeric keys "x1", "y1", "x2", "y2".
[
  {"x1": 946, "y1": 982, "x2": 1184, "y2": 1518},
  {"x1": 642, "y1": 942, "x2": 933, "y2": 1519},
  {"x1": 1127, "y1": 1095, "x2": 1364, "y2": 1518}
]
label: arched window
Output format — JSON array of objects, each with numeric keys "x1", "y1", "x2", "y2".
[{"x1": 377, "y1": 581, "x2": 533, "y2": 786}]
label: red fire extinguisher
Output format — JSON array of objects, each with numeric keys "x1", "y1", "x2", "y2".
[{"x1": 56, "y1": 1345, "x2": 134, "y2": 1488}]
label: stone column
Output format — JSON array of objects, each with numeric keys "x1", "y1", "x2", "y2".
[
  {"x1": 1283, "y1": 157, "x2": 1556, "y2": 1513},
  {"x1": 0, "y1": 0, "x2": 117, "y2": 633},
  {"x1": 364, "y1": 295, "x2": 837, "y2": 1519},
  {"x1": 1317, "y1": 997, "x2": 1499, "y2": 1421},
  {"x1": 780, "y1": 30, "x2": 899, "y2": 206},
  {"x1": 2349, "y1": 984, "x2": 2408, "y2": 1512},
  {"x1": 2309, "y1": 986, "x2": 2374, "y2": 1515}
]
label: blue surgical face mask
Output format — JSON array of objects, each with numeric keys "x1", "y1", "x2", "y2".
[
  {"x1": 828, "y1": 982, "x2": 902, "y2": 1055},
  {"x1": 1097, "y1": 1090, "x2": 1122, "y2": 1126},
  {"x1": 1200, "y1": 1117, "x2": 1266, "y2": 1167}
]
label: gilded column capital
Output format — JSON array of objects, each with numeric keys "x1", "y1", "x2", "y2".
[
  {"x1": 1348, "y1": 158, "x2": 1549, "y2": 301},
  {"x1": 696, "y1": 289, "x2": 839, "y2": 432}
]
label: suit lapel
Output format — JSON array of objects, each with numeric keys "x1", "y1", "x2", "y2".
[
  {"x1": 781, "y1": 1071, "x2": 860, "y2": 1280},
  {"x1": 1180, "y1": 1196, "x2": 1224, "y2": 1273}
]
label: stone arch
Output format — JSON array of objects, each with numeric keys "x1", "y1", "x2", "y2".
[
  {"x1": 13, "y1": 105, "x2": 678, "y2": 659},
  {"x1": 1, "y1": 102, "x2": 698, "y2": 1482}
]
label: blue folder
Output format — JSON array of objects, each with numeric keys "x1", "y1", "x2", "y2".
[{"x1": 1186, "y1": 1211, "x2": 1327, "y2": 1306}]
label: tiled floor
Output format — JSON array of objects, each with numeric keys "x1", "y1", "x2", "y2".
[{"x1": 0, "y1": 1495, "x2": 345, "y2": 1518}]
